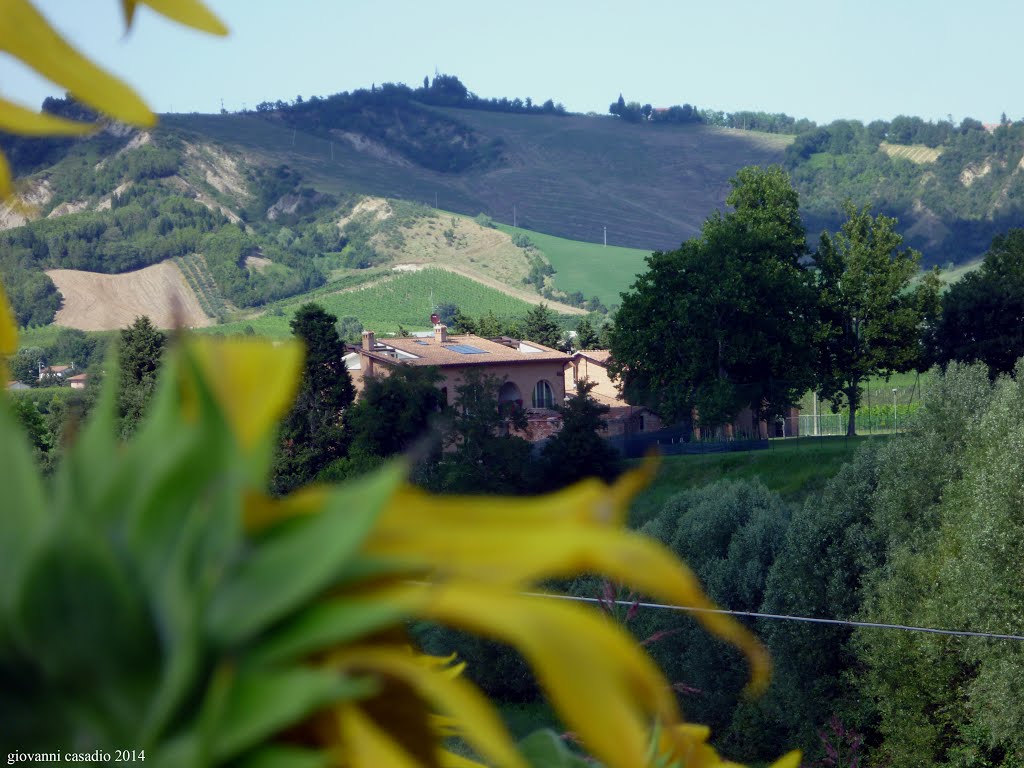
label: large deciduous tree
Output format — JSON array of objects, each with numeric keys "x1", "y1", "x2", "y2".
[
  {"x1": 609, "y1": 165, "x2": 817, "y2": 427},
  {"x1": 933, "y1": 228, "x2": 1024, "y2": 376},
  {"x1": 815, "y1": 203, "x2": 939, "y2": 435},
  {"x1": 272, "y1": 303, "x2": 355, "y2": 494}
]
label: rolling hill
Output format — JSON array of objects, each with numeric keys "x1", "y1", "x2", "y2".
[
  {"x1": 4, "y1": 79, "x2": 1023, "y2": 341},
  {"x1": 161, "y1": 110, "x2": 789, "y2": 252}
]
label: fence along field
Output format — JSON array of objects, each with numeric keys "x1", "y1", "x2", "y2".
[{"x1": 204, "y1": 267, "x2": 546, "y2": 338}]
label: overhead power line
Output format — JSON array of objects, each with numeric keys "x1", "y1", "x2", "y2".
[{"x1": 528, "y1": 592, "x2": 1024, "y2": 642}]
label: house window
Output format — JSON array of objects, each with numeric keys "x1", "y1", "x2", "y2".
[{"x1": 533, "y1": 380, "x2": 554, "y2": 409}]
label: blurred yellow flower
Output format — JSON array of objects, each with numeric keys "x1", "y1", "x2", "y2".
[
  {"x1": 0, "y1": 284, "x2": 15, "y2": 382},
  {"x1": 183, "y1": 336, "x2": 304, "y2": 450},
  {"x1": 0, "y1": 0, "x2": 226, "y2": 198}
]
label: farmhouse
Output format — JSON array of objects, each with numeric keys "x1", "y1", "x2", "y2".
[
  {"x1": 565, "y1": 348, "x2": 798, "y2": 441},
  {"x1": 564, "y1": 349, "x2": 663, "y2": 436},
  {"x1": 347, "y1": 323, "x2": 570, "y2": 438}
]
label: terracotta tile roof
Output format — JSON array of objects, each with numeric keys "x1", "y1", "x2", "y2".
[
  {"x1": 363, "y1": 333, "x2": 570, "y2": 368},
  {"x1": 66, "y1": 373, "x2": 89, "y2": 382},
  {"x1": 576, "y1": 349, "x2": 611, "y2": 365}
]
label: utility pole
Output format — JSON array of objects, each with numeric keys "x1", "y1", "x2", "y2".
[
  {"x1": 434, "y1": 192, "x2": 438, "y2": 209},
  {"x1": 603, "y1": 226, "x2": 607, "y2": 247},
  {"x1": 513, "y1": 204, "x2": 517, "y2": 229}
]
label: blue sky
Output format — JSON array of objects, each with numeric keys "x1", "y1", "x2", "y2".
[{"x1": 3, "y1": 0, "x2": 1021, "y2": 125}]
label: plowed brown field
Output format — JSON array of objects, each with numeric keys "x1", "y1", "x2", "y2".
[{"x1": 47, "y1": 262, "x2": 212, "y2": 331}]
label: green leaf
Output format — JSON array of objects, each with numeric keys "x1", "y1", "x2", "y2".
[
  {"x1": 10, "y1": 530, "x2": 156, "y2": 686},
  {"x1": 518, "y1": 729, "x2": 594, "y2": 768},
  {"x1": 0, "y1": 399, "x2": 47, "y2": 642},
  {"x1": 139, "y1": 502, "x2": 209, "y2": 745},
  {"x1": 232, "y1": 745, "x2": 331, "y2": 768},
  {"x1": 51, "y1": 343, "x2": 120, "y2": 524},
  {"x1": 249, "y1": 594, "x2": 412, "y2": 666},
  {"x1": 210, "y1": 666, "x2": 375, "y2": 762},
  {"x1": 206, "y1": 463, "x2": 404, "y2": 647}
]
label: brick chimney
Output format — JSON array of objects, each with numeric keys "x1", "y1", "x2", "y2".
[
  {"x1": 434, "y1": 323, "x2": 448, "y2": 343},
  {"x1": 361, "y1": 330, "x2": 375, "y2": 351}
]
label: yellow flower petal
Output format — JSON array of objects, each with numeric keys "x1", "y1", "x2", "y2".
[
  {"x1": 367, "y1": 482, "x2": 770, "y2": 694},
  {"x1": 121, "y1": 0, "x2": 228, "y2": 35},
  {"x1": 440, "y1": 751, "x2": 489, "y2": 768},
  {"x1": 386, "y1": 460, "x2": 655, "y2": 530},
  {"x1": 337, "y1": 703, "x2": 424, "y2": 768},
  {"x1": 409, "y1": 581, "x2": 679, "y2": 768},
  {"x1": 0, "y1": 97, "x2": 96, "y2": 136},
  {"x1": 0, "y1": 281, "x2": 16, "y2": 382},
  {"x1": 0, "y1": 0, "x2": 155, "y2": 127},
  {"x1": 330, "y1": 646, "x2": 527, "y2": 768},
  {"x1": 0, "y1": 150, "x2": 12, "y2": 201},
  {"x1": 768, "y1": 750, "x2": 802, "y2": 768},
  {"x1": 183, "y1": 337, "x2": 303, "y2": 449}
]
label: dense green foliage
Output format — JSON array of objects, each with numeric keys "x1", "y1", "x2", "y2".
[
  {"x1": 521, "y1": 303, "x2": 562, "y2": 348},
  {"x1": 536, "y1": 379, "x2": 621, "y2": 490},
  {"x1": 419, "y1": 370, "x2": 532, "y2": 495},
  {"x1": 633, "y1": 480, "x2": 791, "y2": 759},
  {"x1": 848, "y1": 361, "x2": 1024, "y2": 766},
  {"x1": 325, "y1": 365, "x2": 446, "y2": 481},
  {"x1": 611, "y1": 166, "x2": 817, "y2": 426},
  {"x1": 786, "y1": 118, "x2": 1024, "y2": 264},
  {"x1": 933, "y1": 228, "x2": 1024, "y2": 374}
]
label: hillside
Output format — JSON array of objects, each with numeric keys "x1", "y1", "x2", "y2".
[
  {"x1": 161, "y1": 110, "x2": 789, "y2": 252},
  {"x1": 0, "y1": 123, "x2": 589, "y2": 332},
  {"x1": 6, "y1": 82, "x2": 1024, "y2": 335},
  {"x1": 167, "y1": 80, "x2": 1024, "y2": 266}
]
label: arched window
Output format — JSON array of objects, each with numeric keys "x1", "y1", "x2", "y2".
[{"x1": 533, "y1": 379, "x2": 554, "y2": 409}]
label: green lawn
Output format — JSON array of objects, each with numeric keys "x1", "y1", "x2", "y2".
[
  {"x1": 495, "y1": 223, "x2": 650, "y2": 308},
  {"x1": 628, "y1": 436, "x2": 878, "y2": 526},
  {"x1": 16, "y1": 324, "x2": 70, "y2": 349}
]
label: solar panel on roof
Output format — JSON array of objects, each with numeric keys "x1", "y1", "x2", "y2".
[{"x1": 447, "y1": 344, "x2": 488, "y2": 355}]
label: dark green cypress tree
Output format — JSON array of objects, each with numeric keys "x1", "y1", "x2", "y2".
[{"x1": 272, "y1": 303, "x2": 355, "y2": 494}]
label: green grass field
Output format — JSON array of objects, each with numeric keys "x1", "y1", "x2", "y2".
[
  {"x1": 494, "y1": 223, "x2": 651, "y2": 307},
  {"x1": 15, "y1": 325, "x2": 70, "y2": 349},
  {"x1": 204, "y1": 267, "x2": 549, "y2": 338},
  {"x1": 628, "y1": 436, "x2": 876, "y2": 527}
]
